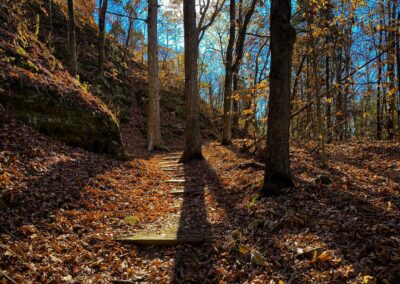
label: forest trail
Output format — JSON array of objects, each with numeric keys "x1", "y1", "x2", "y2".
[
  {"x1": 115, "y1": 151, "x2": 216, "y2": 245},
  {"x1": 1, "y1": 113, "x2": 400, "y2": 282}
]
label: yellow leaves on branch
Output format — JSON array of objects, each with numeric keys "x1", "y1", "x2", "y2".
[{"x1": 387, "y1": 88, "x2": 396, "y2": 97}]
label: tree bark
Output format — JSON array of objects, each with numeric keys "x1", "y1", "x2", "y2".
[
  {"x1": 386, "y1": 0, "x2": 396, "y2": 139},
  {"x1": 147, "y1": 0, "x2": 162, "y2": 151},
  {"x1": 67, "y1": 0, "x2": 78, "y2": 77},
  {"x1": 221, "y1": 0, "x2": 236, "y2": 145},
  {"x1": 123, "y1": 14, "x2": 134, "y2": 62},
  {"x1": 262, "y1": 0, "x2": 295, "y2": 195},
  {"x1": 396, "y1": 11, "x2": 400, "y2": 133},
  {"x1": 98, "y1": 0, "x2": 108, "y2": 78},
  {"x1": 325, "y1": 46, "x2": 332, "y2": 143},
  {"x1": 232, "y1": 71, "x2": 239, "y2": 134},
  {"x1": 222, "y1": 0, "x2": 257, "y2": 143},
  {"x1": 49, "y1": 0, "x2": 53, "y2": 49},
  {"x1": 377, "y1": 3, "x2": 383, "y2": 140},
  {"x1": 179, "y1": 0, "x2": 204, "y2": 162}
]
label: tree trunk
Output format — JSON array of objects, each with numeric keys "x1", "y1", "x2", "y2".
[
  {"x1": 232, "y1": 71, "x2": 239, "y2": 134},
  {"x1": 335, "y1": 49, "x2": 344, "y2": 140},
  {"x1": 179, "y1": 0, "x2": 203, "y2": 162},
  {"x1": 49, "y1": 0, "x2": 53, "y2": 49},
  {"x1": 387, "y1": 0, "x2": 396, "y2": 139},
  {"x1": 123, "y1": 16, "x2": 134, "y2": 62},
  {"x1": 325, "y1": 49, "x2": 332, "y2": 143},
  {"x1": 377, "y1": 4, "x2": 383, "y2": 140},
  {"x1": 147, "y1": 0, "x2": 162, "y2": 151},
  {"x1": 305, "y1": 57, "x2": 312, "y2": 139},
  {"x1": 98, "y1": 0, "x2": 108, "y2": 78},
  {"x1": 221, "y1": 0, "x2": 236, "y2": 145},
  {"x1": 396, "y1": 11, "x2": 400, "y2": 133},
  {"x1": 208, "y1": 82, "x2": 214, "y2": 120},
  {"x1": 262, "y1": 0, "x2": 296, "y2": 195},
  {"x1": 67, "y1": 0, "x2": 78, "y2": 77}
]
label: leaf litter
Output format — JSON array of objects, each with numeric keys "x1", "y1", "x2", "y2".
[{"x1": 0, "y1": 113, "x2": 399, "y2": 283}]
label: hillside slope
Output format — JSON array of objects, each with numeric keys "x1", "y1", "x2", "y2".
[
  {"x1": 30, "y1": 0, "x2": 218, "y2": 149},
  {"x1": 0, "y1": 1, "x2": 124, "y2": 156}
]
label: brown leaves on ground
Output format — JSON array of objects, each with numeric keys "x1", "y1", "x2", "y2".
[{"x1": 1, "y1": 112, "x2": 399, "y2": 283}]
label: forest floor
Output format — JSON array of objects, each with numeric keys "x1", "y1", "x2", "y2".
[{"x1": 1, "y1": 109, "x2": 400, "y2": 283}]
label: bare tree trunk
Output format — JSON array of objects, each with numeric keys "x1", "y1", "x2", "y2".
[
  {"x1": 98, "y1": 0, "x2": 108, "y2": 78},
  {"x1": 49, "y1": 0, "x2": 53, "y2": 49},
  {"x1": 232, "y1": 71, "x2": 239, "y2": 134},
  {"x1": 305, "y1": 57, "x2": 312, "y2": 139},
  {"x1": 180, "y1": 0, "x2": 203, "y2": 162},
  {"x1": 147, "y1": 0, "x2": 162, "y2": 151},
  {"x1": 262, "y1": 0, "x2": 296, "y2": 195},
  {"x1": 335, "y1": 49, "x2": 344, "y2": 140},
  {"x1": 223, "y1": 0, "x2": 257, "y2": 142},
  {"x1": 396, "y1": 10, "x2": 400, "y2": 134},
  {"x1": 221, "y1": 0, "x2": 236, "y2": 145},
  {"x1": 67, "y1": 0, "x2": 78, "y2": 77},
  {"x1": 313, "y1": 54, "x2": 325, "y2": 163},
  {"x1": 387, "y1": 0, "x2": 396, "y2": 139},
  {"x1": 377, "y1": 4, "x2": 383, "y2": 140},
  {"x1": 123, "y1": 16, "x2": 134, "y2": 62},
  {"x1": 325, "y1": 47, "x2": 332, "y2": 143},
  {"x1": 208, "y1": 81, "x2": 214, "y2": 120}
]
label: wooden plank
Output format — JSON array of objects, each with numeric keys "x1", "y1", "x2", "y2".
[
  {"x1": 161, "y1": 166, "x2": 183, "y2": 170},
  {"x1": 170, "y1": 188, "x2": 202, "y2": 194},
  {"x1": 165, "y1": 179, "x2": 185, "y2": 183},
  {"x1": 161, "y1": 154, "x2": 181, "y2": 159},
  {"x1": 162, "y1": 168, "x2": 183, "y2": 172},
  {"x1": 160, "y1": 156, "x2": 180, "y2": 160},
  {"x1": 159, "y1": 163, "x2": 180, "y2": 167},
  {"x1": 159, "y1": 161, "x2": 179, "y2": 164},
  {"x1": 115, "y1": 232, "x2": 213, "y2": 245}
]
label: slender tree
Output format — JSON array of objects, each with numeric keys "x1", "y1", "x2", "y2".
[
  {"x1": 386, "y1": 0, "x2": 396, "y2": 139},
  {"x1": 231, "y1": 0, "x2": 257, "y2": 134},
  {"x1": 221, "y1": 0, "x2": 236, "y2": 145},
  {"x1": 67, "y1": 0, "x2": 78, "y2": 76},
  {"x1": 147, "y1": 0, "x2": 162, "y2": 151},
  {"x1": 180, "y1": 0, "x2": 224, "y2": 161},
  {"x1": 48, "y1": 0, "x2": 53, "y2": 49},
  {"x1": 222, "y1": 0, "x2": 258, "y2": 143},
  {"x1": 179, "y1": 0, "x2": 204, "y2": 162},
  {"x1": 98, "y1": 0, "x2": 108, "y2": 78},
  {"x1": 261, "y1": 0, "x2": 296, "y2": 195}
]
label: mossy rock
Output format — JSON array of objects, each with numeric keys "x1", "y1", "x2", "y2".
[{"x1": 0, "y1": 88, "x2": 124, "y2": 157}]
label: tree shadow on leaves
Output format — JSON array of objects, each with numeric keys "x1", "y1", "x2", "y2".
[
  {"x1": 0, "y1": 154, "x2": 121, "y2": 236},
  {"x1": 171, "y1": 160, "x2": 214, "y2": 283},
  {"x1": 196, "y1": 145, "x2": 400, "y2": 283}
]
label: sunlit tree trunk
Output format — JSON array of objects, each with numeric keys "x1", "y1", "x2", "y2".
[
  {"x1": 387, "y1": 0, "x2": 396, "y2": 139},
  {"x1": 180, "y1": 0, "x2": 203, "y2": 162},
  {"x1": 147, "y1": 0, "x2": 162, "y2": 151},
  {"x1": 67, "y1": 0, "x2": 78, "y2": 77},
  {"x1": 262, "y1": 0, "x2": 296, "y2": 195}
]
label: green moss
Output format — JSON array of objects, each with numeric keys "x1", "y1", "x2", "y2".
[
  {"x1": 0, "y1": 88, "x2": 124, "y2": 157},
  {"x1": 175, "y1": 105, "x2": 185, "y2": 119}
]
